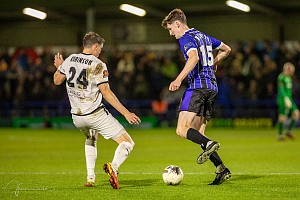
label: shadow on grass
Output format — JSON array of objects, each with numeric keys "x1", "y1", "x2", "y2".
[
  {"x1": 231, "y1": 174, "x2": 265, "y2": 182},
  {"x1": 73, "y1": 178, "x2": 160, "y2": 190},
  {"x1": 120, "y1": 178, "x2": 160, "y2": 189}
]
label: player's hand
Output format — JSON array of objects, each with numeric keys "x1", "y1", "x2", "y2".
[
  {"x1": 169, "y1": 80, "x2": 181, "y2": 91},
  {"x1": 54, "y1": 52, "x2": 64, "y2": 68},
  {"x1": 124, "y1": 112, "x2": 141, "y2": 125},
  {"x1": 284, "y1": 97, "x2": 292, "y2": 109}
]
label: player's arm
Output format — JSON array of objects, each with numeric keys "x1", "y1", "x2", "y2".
[
  {"x1": 53, "y1": 68, "x2": 66, "y2": 85},
  {"x1": 278, "y1": 79, "x2": 292, "y2": 108},
  {"x1": 213, "y1": 43, "x2": 231, "y2": 71},
  {"x1": 53, "y1": 52, "x2": 66, "y2": 85},
  {"x1": 98, "y1": 83, "x2": 141, "y2": 125},
  {"x1": 169, "y1": 49, "x2": 199, "y2": 91}
]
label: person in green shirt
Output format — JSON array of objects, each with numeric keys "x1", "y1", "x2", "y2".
[{"x1": 277, "y1": 62, "x2": 299, "y2": 141}]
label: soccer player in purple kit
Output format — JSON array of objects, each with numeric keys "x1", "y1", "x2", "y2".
[{"x1": 162, "y1": 8, "x2": 232, "y2": 185}]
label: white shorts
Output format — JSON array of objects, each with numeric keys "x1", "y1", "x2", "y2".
[{"x1": 72, "y1": 107, "x2": 125, "y2": 140}]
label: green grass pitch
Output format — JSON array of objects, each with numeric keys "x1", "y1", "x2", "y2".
[{"x1": 0, "y1": 127, "x2": 300, "y2": 200}]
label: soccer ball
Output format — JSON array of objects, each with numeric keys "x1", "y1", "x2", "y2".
[{"x1": 162, "y1": 165, "x2": 184, "y2": 185}]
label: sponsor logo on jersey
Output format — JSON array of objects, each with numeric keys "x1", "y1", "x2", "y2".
[{"x1": 94, "y1": 63, "x2": 103, "y2": 75}]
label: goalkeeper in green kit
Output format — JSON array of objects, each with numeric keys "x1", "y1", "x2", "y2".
[{"x1": 277, "y1": 62, "x2": 299, "y2": 141}]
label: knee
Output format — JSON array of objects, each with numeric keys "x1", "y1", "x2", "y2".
[
  {"x1": 123, "y1": 140, "x2": 134, "y2": 153},
  {"x1": 85, "y1": 138, "x2": 96, "y2": 147},
  {"x1": 85, "y1": 129, "x2": 98, "y2": 141}
]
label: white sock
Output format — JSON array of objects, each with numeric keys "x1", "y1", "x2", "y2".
[
  {"x1": 112, "y1": 141, "x2": 134, "y2": 171},
  {"x1": 85, "y1": 144, "x2": 97, "y2": 181}
]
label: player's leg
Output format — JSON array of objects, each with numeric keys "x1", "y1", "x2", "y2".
[
  {"x1": 286, "y1": 106, "x2": 299, "y2": 140},
  {"x1": 91, "y1": 107, "x2": 134, "y2": 189},
  {"x1": 84, "y1": 129, "x2": 98, "y2": 187},
  {"x1": 176, "y1": 111, "x2": 220, "y2": 164},
  {"x1": 187, "y1": 89, "x2": 220, "y2": 164},
  {"x1": 189, "y1": 89, "x2": 230, "y2": 185},
  {"x1": 277, "y1": 101, "x2": 287, "y2": 141},
  {"x1": 111, "y1": 129, "x2": 135, "y2": 173},
  {"x1": 277, "y1": 115, "x2": 286, "y2": 140},
  {"x1": 72, "y1": 115, "x2": 98, "y2": 187},
  {"x1": 191, "y1": 116, "x2": 223, "y2": 168},
  {"x1": 193, "y1": 116, "x2": 230, "y2": 176},
  {"x1": 176, "y1": 110, "x2": 197, "y2": 138},
  {"x1": 193, "y1": 116, "x2": 231, "y2": 184},
  {"x1": 175, "y1": 89, "x2": 215, "y2": 152},
  {"x1": 102, "y1": 129, "x2": 134, "y2": 189},
  {"x1": 186, "y1": 115, "x2": 216, "y2": 149},
  {"x1": 198, "y1": 118, "x2": 207, "y2": 135}
]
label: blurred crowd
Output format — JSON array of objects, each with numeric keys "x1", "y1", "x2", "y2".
[{"x1": 0, "y1": 40, "x2": 300, "y2": 118}]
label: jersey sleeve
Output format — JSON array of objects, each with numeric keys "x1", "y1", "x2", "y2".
[
  {"x1": 179, "y1": 35, "x2": 197, "y2": 56},
  {"x1": 94, "y1": 62, "x2": 109, "y2": 85},
  {"x1": 209, "y1": 36, "x2": 222, "y2": 50}
]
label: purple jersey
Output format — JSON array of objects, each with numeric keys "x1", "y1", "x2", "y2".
[{"x1": 179, "y1": 28, "x2": 222, "y2": 92}]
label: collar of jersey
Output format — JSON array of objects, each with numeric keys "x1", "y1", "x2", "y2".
[
  {"x1": 185, "y1": 28, "x2": 195, "y2": 34},
  {"x1": 81, "y1": 52, "x2": 92, "y2": 56}
]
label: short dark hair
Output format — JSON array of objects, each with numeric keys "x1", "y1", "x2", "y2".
[
  {"x1": 161, "y1": 8, "x2": 187, "y2": 29},
  {"x1": 83, "y1": 32, "x2": 105, "y2": 48}
]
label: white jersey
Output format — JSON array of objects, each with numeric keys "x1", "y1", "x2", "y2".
[{"x1": 59, "y1": 53, "x2": 109, "y2": 115}]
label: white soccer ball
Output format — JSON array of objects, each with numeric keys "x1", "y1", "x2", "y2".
[{"x1": 162, "y1": 165, "x2": 184, "y2": 185}]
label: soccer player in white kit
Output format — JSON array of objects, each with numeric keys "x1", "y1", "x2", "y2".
[{"x1": 53, "y1": 32, "x2": 141, "y2": 189}]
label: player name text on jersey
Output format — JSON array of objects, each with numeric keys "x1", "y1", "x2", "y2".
[{"x1": 70, "y1": 56, "x2": 93, "y2": 65}]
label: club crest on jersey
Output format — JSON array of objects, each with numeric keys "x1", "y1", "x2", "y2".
[{"x1": 103, "y1": 70, "x2": 109, "y2": 78}]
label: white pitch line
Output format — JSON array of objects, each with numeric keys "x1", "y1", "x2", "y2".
[
  {"x1": 1, "y1": 172, "x2": 300, "y2": 175},
  {"x1": 123, "y1": 172, "x2": 300, "y2": 175}
]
